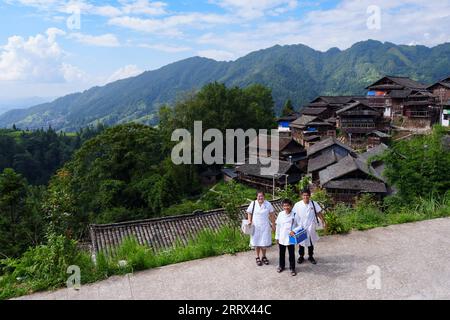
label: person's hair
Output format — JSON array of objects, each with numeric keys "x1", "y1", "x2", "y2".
[
  {"x1": 301, "y1": 188, "x2": 311, "y2": 196},
  {"x1": 282, "y1": 198, "x2": 293, "y2": 206},
  {"x1": 256, "y1": 190, "x2": 265, "y2": 197}
]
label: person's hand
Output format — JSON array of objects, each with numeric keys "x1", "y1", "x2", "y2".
[{"x1": 248, "y1": 221, "x2": 252, "y2": 225}]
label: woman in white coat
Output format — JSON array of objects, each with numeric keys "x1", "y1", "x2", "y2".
[
  {"x1": 292, "y1": 189, "x2": 325, "y2": 265},
  {"x1": 246, "y1": 191, "x2": 276, "y2": 266}
]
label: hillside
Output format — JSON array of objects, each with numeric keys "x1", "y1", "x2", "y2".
[{"x1": 2, "y1": 39, "x2": 450, "y2": 131}]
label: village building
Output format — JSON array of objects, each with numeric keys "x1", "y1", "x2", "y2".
[
  {"x1": 366, "y1": 131, "x2": 391, "y2": 147},
  {"x1": 221, "y1": 167, "x2": 238, "y2": 182},
  {"x1": 427, "y1": 76, "x2": 450, "y2": 127},
  {"x1": 336, "y1": 101, "x2": 387, "y2": 146},
  {"x1": 276, "y1": 112, "x2": 301, "y2": 136},
  {"x1": 366, "y1": 76, "x2": 438, "y2": 128},
  {"x1": 306, "y1": 137, "x2": 356, "y2": 182},
  {"x1": 289, "y1": 115, "x2": 336, "y2": 147},
  {"x1": 305, "y1": 96, "x2": 368, "y2": 118},
  {"x1": 318, "y1": 155, "x2": 387, "y2": 204},
  {"x1": 235, "y1": 158, "x2": 303, "y2": 191},
  {"x1": 247, "y1": 134, "x2": 307, "y2": 169}
]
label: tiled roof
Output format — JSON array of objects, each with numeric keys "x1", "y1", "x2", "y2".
[
  {"x1": 336, "y1": 101, "x2": 379, "y2": 115},
  {"x1": 307, "y1": 137, "x2": 355, "y2": 157},
  {"x1": 307, "y1": 149, "x2": 337, "y2": 173},
  {"x1": 90, "y1": 200, "x2": 284, "y2": 256},
  {"x1": 366, "y1": 76, "x2": 427, "y2": 90},
  {"x1": 301, "y1": 107, "x2": 328, "y2": 116},
  {"x1": 236, "y1": 158, "x2": 297, "y2": 178},
  {"x1": 319, "y1": 155, "x2": 380, "y2": 186},
  {"x1": 323, "y1": 179, "x2": 387, "y2": 193},
  {"x1": 289, "y1": 115, "x2": 318, "y2": 128}
]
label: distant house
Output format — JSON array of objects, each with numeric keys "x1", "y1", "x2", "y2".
[
  {"x1": 318, "y1": 155, "x2": 387, "y2": 204},
  {"x1": 427, "y1": 76, "x2": 450, "y2": 103},
  {"x1": 366, "y1": 130, "x2": 391, "y2": 147},
  {"x1": 305, "y1": 96, "x2": 368, "y2": 118},
  {"x1": 236, "y1": 158, "x2": 303, "y2": 191},
  {"x1": 336, "y1": 101, "x2": 387, "y2": 145},
  {"x1": 277, "y1": 112, "x2": 301, "y2": 136},
  {"x1": 366, "y1": 76, "x2": 438, "y2": 128},
  {"x1": 221, "y1": 168, "x2": 238, "y2": 182},
  {"x1": 442, "y1": 101, "x2": 450, "y2": 127},
  {"x1": 289, "y1": 115, "x2": 335, "y2": 147},
  {"x1": 247, "y1": 134, "x2": 307, "y2": 167},
  {"x1": 428, "y1": 77, "x2": 450, "y2": 127},
  {"x1": 306, "y1": 137, "x2": 356, "y2": 182}
]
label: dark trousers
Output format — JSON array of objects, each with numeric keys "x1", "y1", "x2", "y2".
[
  {"x1": 299, "y1": 237, "x2": 314, "y2": 258},
  {"x1": 279, "y1": 244, "x2": 296, "y2": 270}
]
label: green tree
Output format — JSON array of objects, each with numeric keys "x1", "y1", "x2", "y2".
[
  {"x1": 0, "y1": 169, "x2": 28, "y2": 257},
  {"x1": 281, "y1": 99, "x2": 295, "y2": 116},
  {"x1": 380, "y1": 126, "x2": 450, "y2": 203}
]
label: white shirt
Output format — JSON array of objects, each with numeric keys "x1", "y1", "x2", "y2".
[
  {"x1": 246, "y1": 200, "x2": 275, "y2": 248},
  {"x1": 292, "y1": 200, "x2": 322, "y2": 246},
  {"x1": 275, "y1": 210, "x2": 298, "y2": 246}
]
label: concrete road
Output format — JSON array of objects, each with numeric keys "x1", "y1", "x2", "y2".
[{"x1": 16, "y1": 218, "x2": 450, "y2": 300}]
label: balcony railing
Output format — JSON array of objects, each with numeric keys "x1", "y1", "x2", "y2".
[{"x1": 405, "y1": 111, "x2": 430, "y2": 118}]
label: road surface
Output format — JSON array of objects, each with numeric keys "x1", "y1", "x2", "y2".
[{"x1": 16, "y1": 218, "x2": 450, "y2": 300}]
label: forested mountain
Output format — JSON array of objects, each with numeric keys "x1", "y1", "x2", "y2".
[{"x1": 2, "y1": 39, "x2": 450, "y2": 131}]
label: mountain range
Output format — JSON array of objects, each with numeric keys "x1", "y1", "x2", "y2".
[{"x1": 1, "y1": 39, "x2": 450, "y2": 131}]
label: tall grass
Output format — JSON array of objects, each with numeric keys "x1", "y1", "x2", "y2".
[
  {"x1": 0, "y1": 226, "x2": 250, "y2": 300},
  {"x1": 324, "y1": 193, "x2": 450, "y2": 235}
]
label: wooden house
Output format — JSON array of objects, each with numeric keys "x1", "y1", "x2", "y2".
[
  {"x1": 248, "y1": 134, "x2": 307, "y2": 168},
  {"x1": 236, "y1": 158, "x2": 303, "y2": 191},
  {"x1": 277, "y1": 112, "x2": 301, "y2": 136},
  {"x1": 336, "y1": 101, "x2": 387, "y2": 144},
  {"x1": 366, "y1": 131, "x2": 391, "y2": 147},
  {"x1": 427, "y1": 77, "x2": 450, "y2": 127},
  {"x1": 366, "y1": 76, "x2": 438, "y2": 127},
  {"x1": 289, "y1": 115, "x2": 335, "y2": 147},
  {"x1": 427, "y1": 76, "x2": 450, "y2": 103},
  {"x1": 318, "y1": 155, "x2": 387, "y2": 204}
]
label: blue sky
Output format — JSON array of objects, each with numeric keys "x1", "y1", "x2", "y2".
[{"x1": 0, "y1": 0, "x2": 449, "y2": 100}]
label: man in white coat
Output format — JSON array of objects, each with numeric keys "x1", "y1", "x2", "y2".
[{"x1": 292, "y1": 189, "x2": 325, "y2": 265}]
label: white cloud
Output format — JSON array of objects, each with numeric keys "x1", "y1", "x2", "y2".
[
  {"x1": 139, "y1": 43, "x2": 191, "y2": 53},
  {"x1": 120, "y1": 0, "x2": 167, "y2": 16},
  {"x1": 212, "y1": 0, "x2": 298, "y2": 19},
  {"x1": 108, "y1": 12, "x2": 231, "y2": 36},
  {"x1": 198, "y1": 49, "x2": 235, "y2": 61},
  {"x1": 107, "y1": 64, "x2": 143, "y2": 83},
  {"x1": 0, "y1": 28, "x2": 73, "y2": 82},
  {"x1": 69, "y1": 33, "x2": 120, "y2": 47}
]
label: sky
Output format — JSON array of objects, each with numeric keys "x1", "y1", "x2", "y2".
[{"x1": 0, "y1": 0, "x2": 449, "y2": 100}]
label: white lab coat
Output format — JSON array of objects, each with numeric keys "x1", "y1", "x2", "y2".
[
  {"x1": 246, "y1": 200, "x2": 275, "y2": 248},
  {"x1": 275, "y1": 210, "x2": 298, "y2": 246},
  {"x1": 292, "y1": 200, "x2": 322, "y2": 247}
]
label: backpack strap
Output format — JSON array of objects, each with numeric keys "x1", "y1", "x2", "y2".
[{"x1": 311, "y1": 200, "x2": 320, "y2": 224}]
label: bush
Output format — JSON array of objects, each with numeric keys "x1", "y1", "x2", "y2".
[
  {"x1": 1, "y1": 234, "x2": 81, "y2": 293},
  {"x1": 324, "y1": 210, "x2": 351, "y2": 235}
]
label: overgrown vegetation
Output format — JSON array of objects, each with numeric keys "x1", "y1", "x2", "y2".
[{"x1": 0, "y1": 227, "x2": 250, "y2": 300}]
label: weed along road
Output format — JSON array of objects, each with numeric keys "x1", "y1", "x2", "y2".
[{"x1": 16, "y1": 218, "x2": 450, "y2": 300}]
